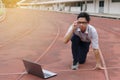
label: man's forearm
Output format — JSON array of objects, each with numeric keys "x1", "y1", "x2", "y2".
[
  {"x1": 64, "y1": 25, "x2": 74, "y2": 44},
  {"x1": 93, "y1": 49, "x2": 101, "y2": 65}
]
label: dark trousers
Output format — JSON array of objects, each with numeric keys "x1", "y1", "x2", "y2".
[{"x1": 71, "y1": 34, "x2": 91, "y2": 64}]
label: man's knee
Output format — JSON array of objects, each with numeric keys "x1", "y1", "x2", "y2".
[{"x1": 79, "y1": 60, "x2": 86, "y2": 64}]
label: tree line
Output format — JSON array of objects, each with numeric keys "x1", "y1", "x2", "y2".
[{"x1": 1, "y1": 0, "x2": 20, "y2": 8}]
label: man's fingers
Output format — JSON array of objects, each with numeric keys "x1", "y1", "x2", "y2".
[
  {"x1": 73, "y1": 20, "x2": 78, "y2": 26},
  {"x1": 93, "y1": 66, "x2": 105, "y2": 70}
]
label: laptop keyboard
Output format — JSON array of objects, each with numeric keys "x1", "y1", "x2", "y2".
[
  {"x1": 44, "y1": 73, "x2": 51, "y2": 77},
  {"x1": 44, "y1": 73, "x2": 50, "y2": 76},
  {"x1": 43, "y1": 69, "x2": 56, "y2": 78}
]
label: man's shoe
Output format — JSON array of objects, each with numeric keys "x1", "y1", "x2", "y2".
[{"x1": 71, "y1": 62, "x2": 79, "y2": 70}]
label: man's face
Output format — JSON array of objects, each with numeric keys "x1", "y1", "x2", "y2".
[{"x1": 77, "y1": 17, "x2": 88, "y2": 33}]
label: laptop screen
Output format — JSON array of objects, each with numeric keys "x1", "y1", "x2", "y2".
[
  {"x1": 23, "y1": 59, "x2": 57, "y2": 78},
  {"x1": 23, "y1": 59, "x2": 44, "y2": 78}
]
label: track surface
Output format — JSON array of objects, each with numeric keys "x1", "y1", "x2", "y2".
[{"x1": 0, "y1": 8, "x2": 120, "y2": 80}]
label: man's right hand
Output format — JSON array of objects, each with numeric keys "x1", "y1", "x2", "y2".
[{"x1": 72, "y1": 20, "x2": 79, "y2": 30}]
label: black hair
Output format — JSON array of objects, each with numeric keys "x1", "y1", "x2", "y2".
[{"x1": 77, "y1": 12, "x2": 90, "y2": 22}]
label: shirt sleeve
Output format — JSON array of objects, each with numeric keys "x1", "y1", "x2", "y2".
[{"x1": 91, "y1": 29, "x2": 99, "y2": 49}]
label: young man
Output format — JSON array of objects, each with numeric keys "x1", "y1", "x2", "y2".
[{"x1": 64, "y1": 12, "x2": 103, "y2": 70}]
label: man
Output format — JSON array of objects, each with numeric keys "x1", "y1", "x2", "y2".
[{"x1": 64, "y1": 12, "x2": 103, "y2": 70}]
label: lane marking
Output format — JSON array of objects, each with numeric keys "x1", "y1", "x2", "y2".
[
  {"x1": 99, "y1": 48, "x2": 110, "y2": 80},
  {"x1": 16, "y1": 23, "x2": 60, "y2": 80}
]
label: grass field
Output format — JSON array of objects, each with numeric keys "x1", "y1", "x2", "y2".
[{"x1": 0, "y1": 8, "x2": 4, "y2": 16}]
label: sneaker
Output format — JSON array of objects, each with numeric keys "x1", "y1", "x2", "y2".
[{"x1": 71, "y1": 62, "x2": 79, "y2": 70}]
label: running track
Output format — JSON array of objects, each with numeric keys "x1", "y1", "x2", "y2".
[{"x1": 0, "y1": 8, "x2": 120, "y2": 80}]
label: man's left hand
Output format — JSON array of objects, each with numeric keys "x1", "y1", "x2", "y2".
[{"x1": 94, "y1": 64, "x2": 104, "y2": 70}]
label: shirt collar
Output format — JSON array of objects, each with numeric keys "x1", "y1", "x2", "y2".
[
  {"x1": 85, "y1": 25, "x2": 89, "y2": 34},
  {"x1": 77, "y1": 24, "x2": 89, "y2": 34}
]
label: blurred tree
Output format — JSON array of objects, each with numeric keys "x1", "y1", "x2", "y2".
[{"x1": 2, "y1": 0, "x2": 21, "y2": 8}]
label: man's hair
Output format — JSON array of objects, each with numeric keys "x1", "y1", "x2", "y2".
[{"x1": 77, "y1": 12, "x2": 90, "y2": 22}]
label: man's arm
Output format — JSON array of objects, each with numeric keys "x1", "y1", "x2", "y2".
[
  {"x1": 64, "y1": 25, "x2": 74, "y2": 44},
  {"x1": 93, "y1": 49, "x2": 103, "y2": 69},
  {"x1": 64, "y1": 21, "x2": 78, "y2": 44}
]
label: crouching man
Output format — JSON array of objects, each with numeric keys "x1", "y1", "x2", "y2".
[{"x1": 64, "y1": 12, "x2": 103, "y2": 70}]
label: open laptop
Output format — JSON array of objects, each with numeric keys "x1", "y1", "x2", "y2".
[{"x1": 23, "y1": 59, "x2": 57, "y2": 79}]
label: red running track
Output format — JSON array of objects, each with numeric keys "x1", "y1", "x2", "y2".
[{"x1": 0, "y1": 8, "x2": 120, "y2": 80}]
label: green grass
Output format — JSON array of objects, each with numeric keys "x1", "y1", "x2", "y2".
[{"x1": 0, "y1": 9, "x2": 4, "y2": 16}]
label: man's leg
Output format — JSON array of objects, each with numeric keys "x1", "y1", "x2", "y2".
[
  {"x1": 71, "y1": 34, "x2": 80, "y2": 69},
  {"x1": 79, "y1": 42, "x2": 91, "y2": 64}
]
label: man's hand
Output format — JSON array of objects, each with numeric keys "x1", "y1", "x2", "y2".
[
  {"x1": 72, "y1": 20, "x2": 79, "y2": 30},
  {"x1": 63, "y1": 20, "x2": 79, "y2": 44},
  {"x1": 94, "y1": 64, "x2": 104, "y2": 70}
]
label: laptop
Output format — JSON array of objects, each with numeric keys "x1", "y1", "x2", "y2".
[{"x1": 23, "y1": 59, "x2": 57, "y2": 79}]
